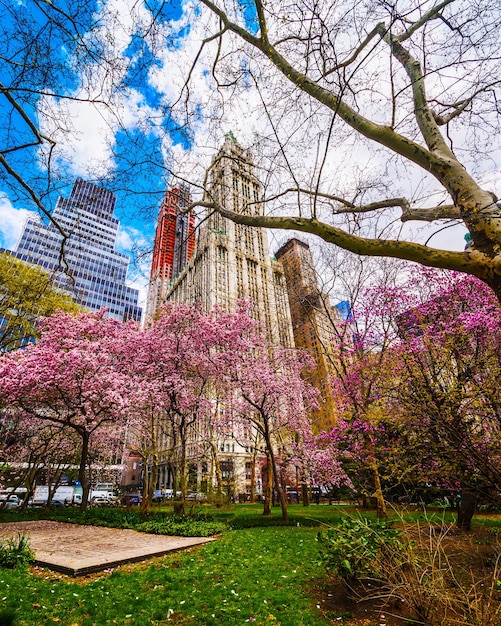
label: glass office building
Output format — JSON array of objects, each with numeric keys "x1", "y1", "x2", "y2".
[{"x1": 12, "y1": 179, "x2": 142, "y2": 322}]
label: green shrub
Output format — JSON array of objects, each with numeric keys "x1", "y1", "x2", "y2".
[
  {"x1": 317, "y1": 516, "x2": 404, "y2": 582},
  {"x1": 79, "y1": 508, "x2": 146, "y2": 527},
  {"x1": 136, "y1": 517, "x2": 227, "y2": 537},
  {"x1": 38, "y1": 507, "x2": 226, "y2": 536},
  {"x1": 0, "y1": 533, "x2": 35, "y2": 569}
]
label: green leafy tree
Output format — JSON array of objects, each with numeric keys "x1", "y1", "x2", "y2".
[{"x1": 0, "y1": 252, "x2": 79, "y2": 351}]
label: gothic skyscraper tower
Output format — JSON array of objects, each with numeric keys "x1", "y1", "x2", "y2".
[
  {"x1": 160, "y1": 134, "x2": 293, "y2": 347},
  {"x1": 275, "y1": 238, "x2": 351, "y2": 429},
  {"x1": 150, "y1": 135, "x2": 295, "y2": 496}
]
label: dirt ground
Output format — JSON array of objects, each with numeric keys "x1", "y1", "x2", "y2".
[{"x1": 314, "y1": 522, "x2": 501, "y2": 625}]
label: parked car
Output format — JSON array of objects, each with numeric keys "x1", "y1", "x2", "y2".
[
  {"x1": 91, "y1": 496, "x2": 111, "y2": 507},
  {"x1": 152, "y1": 490, "x2": 174, "y2": 502},
  {"x1": 121, "y1": 493, "x2": 142, "y2": 506},
  {"x1": 0, "y1": 495, "x2": 22, "y2": 509},
  {"x1": 186, "y1": 492, "x2": 207, "y2": 502},
  {"x1": 27, "y1": 498, "x2": 47, "y2": 507}
]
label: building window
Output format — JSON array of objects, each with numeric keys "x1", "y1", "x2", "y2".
[
  {"x1": 215, "y1": 246, "x2": 229, "y2": 306},
  {"x1": 247, "y1": 259, "x2": 260, "y2": 318}
]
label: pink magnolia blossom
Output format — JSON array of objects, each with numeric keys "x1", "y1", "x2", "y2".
[{"x1": 0, "y1": 309, "x2": 131, "y2": 509}]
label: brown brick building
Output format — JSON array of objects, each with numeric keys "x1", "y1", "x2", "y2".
[{"x1": 275, "y1": 238, "x2": 349, "y2": 430}]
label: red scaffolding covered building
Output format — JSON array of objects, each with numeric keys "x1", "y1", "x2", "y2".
[{"x1": 146, "y1": 184, "x2": 195, "y2": 321}]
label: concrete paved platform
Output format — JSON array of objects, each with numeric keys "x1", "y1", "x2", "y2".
[{"x1": 0, "y1": 520, "x2": 214, "y2": 577}]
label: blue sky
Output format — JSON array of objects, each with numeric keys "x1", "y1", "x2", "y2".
[
  {"x1": 0, "y1": 1, "x2": 499, "y2": 308},
  {"x1": 0, "y1": 1, "x2": 189, "y2": 293},
  {"x1": 0, "y1": 0, "x2": 261, "y2": 306}
]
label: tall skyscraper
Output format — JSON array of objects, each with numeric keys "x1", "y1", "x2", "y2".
[
  {"x1": 275, "y1": 238, "x2": 351, "y2": 430},
  {"x1": 145, "y1": 184, "x2": 195, "y2": 323},
  {"x1": 152, "y1": 134, "x2": 295, "y2": 497},
  {"x1": 12, "y1": 179, "x2": 142, "y2": 322},
  {"x1": 160, "y1": 134, "x2": 294, "y2": 347}
]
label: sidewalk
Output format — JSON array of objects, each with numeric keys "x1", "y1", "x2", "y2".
[{"x1": 0, "y1": 520, "x2": 214, "y2": 576}]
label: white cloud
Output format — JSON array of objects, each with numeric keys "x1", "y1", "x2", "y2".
[
  {"x1": 36, "y1": 0, "x2": 161, "y2": 180},
  {"x1": 116, "y1": 224, "x2": 152, "y2": 310},
  {"x1": 17, "y1": 0, "x2": 500, "y2": 270},
  {"x1": 0, "y1": 196, "x2": 36, "y2": 250},
  {"x1": 116, "y1": 225, "x2": 134, "y2": 251},
  {"x1": 117, "y1": 224, "x2": 150, "y2": 251}
]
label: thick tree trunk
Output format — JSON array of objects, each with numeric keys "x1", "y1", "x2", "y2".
[
  {"x1": 457, "y1": 489, "x2": 477, "y2": 531},
  {"x1": 249, "y1": 443, "x2": 258, "y2": 504},
  {"x1": 370, "y1": 457, "x2": 387, "y2": 519},
  {"x1": 210, "y1": 443, "x2": 223, "y2": 493},
  {"x1": 142, "y1": 451, "x2": 158, "y2": 511},
  {"x1": 23, "y1": 467, "x2": 39, "y2": 511},
  {"x1": 263, "y1": 451, "x2": 272, "y2": 517},
  {"x1": 176, "y1": 428, "x2": 188, "y2": 517},
  {"x1": 208, "y1": 441, "x2": 224, "y2": 506},
  {"x1": 78, "y1": 431, "x2": 90, "y2": 512},
  {"x1": 142, "y1": 457, "x2": 151, "y2": 510},
  {"x1": 150, "y1": 453, "x2": 158, "y2": 505},
  {"x1": 301, "y1": 482, "x2": 310, "y2": 506},
  {"x1": 143, "y1": 414, "x2": 159, "y2": 511},
  {"x1": 267, "y1": 443, "x2": 288, "y2": 522}
]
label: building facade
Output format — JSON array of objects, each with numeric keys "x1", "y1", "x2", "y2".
[
  {"x1": 162, "y1": 135, "x2": 294, "y2": 346},
  {"x1": 12, "y1": 179, "x2": 142, "y2": 322},
  {"x1": 152, "y1": 135, "x2": 295, "y2": 498},
  {"x1": 145, "y1": 184, "x2": 195, "y2": 323},
  {"x1": 275, "y1": 238, "x2": 349, "y2": 430}
]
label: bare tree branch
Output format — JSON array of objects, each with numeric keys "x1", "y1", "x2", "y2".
[
  {"x1": 192, "y1": 200, "x2": 497, "y2": 281},
  {"x1": 395, "y1": 0, "x2": 456, "y2": 43},
  {"x1": 431, "y1": 81, "x2": 501, "y2": 125},
  {"x1": 322, "y1": 24, "x2": 383, "y2": 77},
  {"x1": 0, "y1": 82, "x2": 55, "y2": 153},
  {"x1": 228, "y1": 186, "x2": 460, "y2": 222},
  {"x1": 400, "y1": 204, "x2": 461, "y2": 222}
]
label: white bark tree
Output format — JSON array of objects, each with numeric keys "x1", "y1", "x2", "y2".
[{"x1": 186, "y1": 1, "x2": 501, "y2": 299}]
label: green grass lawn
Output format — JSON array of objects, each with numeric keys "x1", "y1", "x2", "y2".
[
  {"x1": 0, "y1": 504, "x2": 347, "y2": 626},
  {"x1": 0, "y1": 503, "x2": 497, "y2": 626}
]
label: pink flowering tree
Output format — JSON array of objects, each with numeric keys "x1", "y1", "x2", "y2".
[
  {"x1": 319, "y1": 400, "x2": 404, "y2": 518},
  {"x1": 328, "y1": 268, "x2": 501, "y2": 529},
  {"x1": 316, "y1": 275, "x2": 411, "y2": 518},
  {"x1": 120, "y1": 303, "x2": 258, "y2": 512},
  {"x1": 0, "y1": 310, "x2": 131, "y2": 510},
  {"x1": 0, "y1": 414, "x2": 80, "y2": 508},
  {"x1": 293, "y1": 431, "x2": 354, "y2": 503},
  {"x1": 225, "y1": 338, "x2": 319, "y2": 522},
  {"x1": 385, "y1": 272, "x2": 501, "y2": 529}
]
